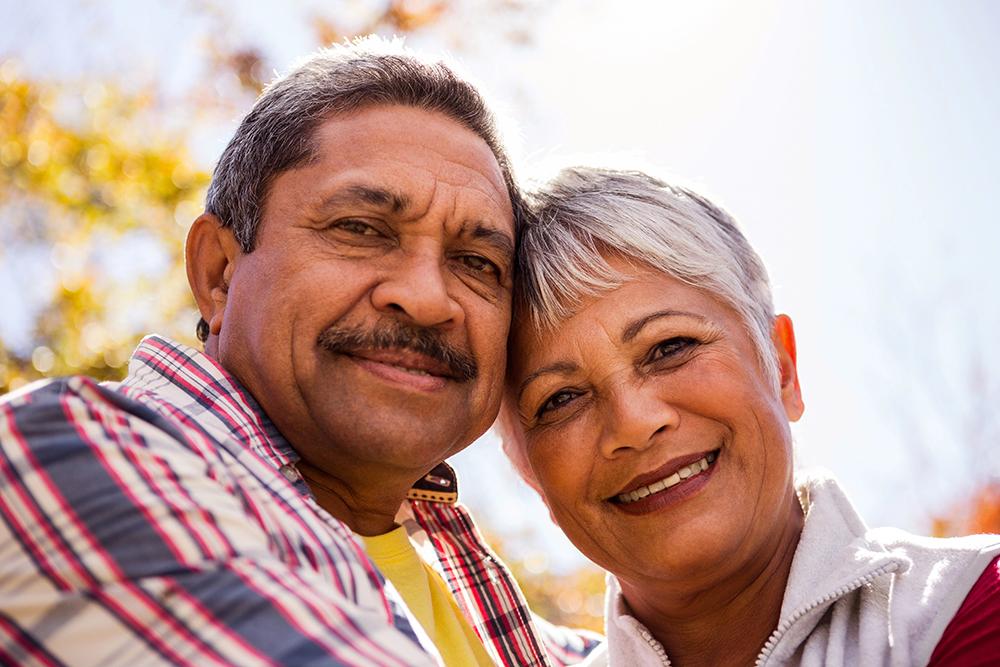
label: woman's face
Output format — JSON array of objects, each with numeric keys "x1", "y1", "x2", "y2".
[{"x1": 507, "y1": 259, "x2": 804, "y2": 586}]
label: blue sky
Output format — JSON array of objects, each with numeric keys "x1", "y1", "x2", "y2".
[{"x1": 3, "y1": 0, "x2": 999, "y2": 570}]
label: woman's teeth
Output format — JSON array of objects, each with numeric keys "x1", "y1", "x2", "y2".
[{"x1": 616, "y1": 451, "x2": 718, "y2": 504}]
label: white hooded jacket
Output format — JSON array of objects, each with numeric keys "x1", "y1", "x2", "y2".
[{"x1": 583, "y1": 470, "x2": 1000, "y2": 666}]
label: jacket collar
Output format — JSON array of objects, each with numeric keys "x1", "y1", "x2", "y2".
[
  {"x1": 779, "y1": 470, "x2": 909, "y2": 618},
  {"x1": 598, "y1": 470, "x2": 910, "y2": 666}
]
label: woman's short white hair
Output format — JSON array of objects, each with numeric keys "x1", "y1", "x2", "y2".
[{"x1": 515, "y1": 166, "x2": 779, "y2": 387}]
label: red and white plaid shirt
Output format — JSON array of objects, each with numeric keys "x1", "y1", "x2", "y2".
[{"x1": 0, "y1": 335, "x2": 599, "y2": 666}]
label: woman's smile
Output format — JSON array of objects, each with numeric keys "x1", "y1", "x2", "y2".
[{"x1": 610, "y1": 448, "x2": 720, "y2": 514}]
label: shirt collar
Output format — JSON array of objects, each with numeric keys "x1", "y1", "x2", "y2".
[
  {"x1": 122, "y1": 334, "x2": 299, "y2": 472},
  {"x1": 123, "y1": 334, "x2": 459, "y2": 504}
]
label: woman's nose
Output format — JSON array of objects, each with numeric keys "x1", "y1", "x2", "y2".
[
  {"x1": 598, "y1": 381, "x2": 681, "y2": 459},
  {"x1": 370, "y1": 252, "x2": 464, "y2": 328}
]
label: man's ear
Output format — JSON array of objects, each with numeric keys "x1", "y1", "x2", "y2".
[
  {"x1": 186, "y1": 213, "x2": 241, "y2": 339},
  {"x1": 772, "y1": 314, "x2": 805, "y2": 422}
]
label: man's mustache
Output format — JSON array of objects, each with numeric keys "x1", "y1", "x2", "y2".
[{"x1": 317, "y1": 322, "x2": 478, "y2": 382}]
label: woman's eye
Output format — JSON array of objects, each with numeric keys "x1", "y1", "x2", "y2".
[
  {"x1": 649, "y1": 337, "x2": 698, "y2": 363},
  {"x1": 334, "y1": 219, "x2": 381, "y2": 236},
  {"x1": 458, "y1": 254, "x2": 499, "y2": 276},
  {"x1": 537, "y1": 390, "x2": 579, "y2": 418}
]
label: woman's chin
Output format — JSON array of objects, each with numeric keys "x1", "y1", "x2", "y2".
[{"x1": 573, "y1": 506, "x2": 751, "y2": 586}]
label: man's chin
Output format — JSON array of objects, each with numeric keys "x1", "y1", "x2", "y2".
[
  {"x1": 312, "y1": 398, "x2": 474, "y2": 457},
  {"x1": 323, "y1": 429, "x2": 466, "y2": 475}
]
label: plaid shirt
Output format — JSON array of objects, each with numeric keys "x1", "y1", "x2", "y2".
[{"x1": 0, "y1": 335, "x2": 599, "y2": 666}]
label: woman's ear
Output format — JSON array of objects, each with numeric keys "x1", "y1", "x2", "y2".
[
  {"x1": 186, "y1": 213, "x2": 241, "y2": 342},
  {"x1": 772, "y1": 314, "x2": 805, "y2": 422}
]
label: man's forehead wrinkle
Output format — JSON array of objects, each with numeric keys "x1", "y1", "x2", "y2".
[
  {"x1": 338, "y1": 155, "x2": 506, "y2": 217},
  {"x1": 395, "y1": 132, "x2": 505, "y2": 182},
  {"x1": 385, "y1": 136, "x2": 508, "y2": 210},
  {"x1": 425, "y1": 159, "x2": 508, "y2": 213}
]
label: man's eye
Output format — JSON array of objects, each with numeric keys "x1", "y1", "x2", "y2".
[
  {"x1": 458, "y1": 255, "x2": 499, "y2": 276},
  {"x1": 334, "y1": 219, "x2": 382, "y2": 236},
  {"x1": 648, "y1": 337, "x2": 698, "y2": 363},
  {"x1": 537, "y1": 390, "x2": 580, "y2": 418}
]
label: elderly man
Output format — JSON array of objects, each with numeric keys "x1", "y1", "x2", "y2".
[{"x1": 0, "y1": 40, "x2": 596, "y2": 666}]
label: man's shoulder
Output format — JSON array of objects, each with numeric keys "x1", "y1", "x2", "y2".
[
  {"x1": 0, "y1": 374, "x2": 203, "y2": 462},
  {"x1": 2, "y1": 374, "x2": 167, "y2": 427},
  {"x1": 2, "y1": 375, "x2": 117, "y2": 418}
]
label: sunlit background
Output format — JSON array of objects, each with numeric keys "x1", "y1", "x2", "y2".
[{"x1": 3, "y1": 0, "x2": 999, "y2": 629}]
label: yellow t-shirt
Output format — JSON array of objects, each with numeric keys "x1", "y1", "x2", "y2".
[{"x1": 362, "y1": 527, "x2": 494, "y2": 667}]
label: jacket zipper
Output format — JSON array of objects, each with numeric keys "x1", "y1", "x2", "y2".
[
  {"x1": 754, "y1": 562, "x2": 900, "y2": 666},
  {"x1": 637, "y1": 625, "x2": 672, "y2": 666}
]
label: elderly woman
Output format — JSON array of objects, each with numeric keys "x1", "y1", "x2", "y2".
[{"x1": 501, "y1": 167, "x2": 1000, "y2": 666}]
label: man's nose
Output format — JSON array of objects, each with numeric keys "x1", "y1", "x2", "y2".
[
  {"x1": 597, "y1": 380, "x2": 681, "y2": 459},
  {"x1": 370, "y1": 251, "x2": 463, "y2": 328}
]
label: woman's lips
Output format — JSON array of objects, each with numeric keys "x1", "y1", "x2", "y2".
[{"x1": 609, "y1": 449, "x2": 720, "y2": 515}]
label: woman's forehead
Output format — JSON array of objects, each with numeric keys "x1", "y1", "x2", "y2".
[{"x1": 510, "y1": 269, "x2": 729, "y2": 367}]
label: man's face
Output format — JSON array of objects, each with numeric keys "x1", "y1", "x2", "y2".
[{"x1": 216, "y1": 105, "x2": 515, "y2": 479}]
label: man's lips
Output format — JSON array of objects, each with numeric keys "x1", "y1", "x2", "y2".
[
  {"x1": 341, "y1": 348, "x2": 456, "y2": 379},
  {"x1": 610, "y1": 449, "x2": 721, "y2": 501}
]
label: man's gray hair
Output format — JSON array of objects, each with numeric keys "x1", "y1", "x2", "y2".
[
  {"x1": 205, "y1": 37, "x2": 522, "y2": 252},
  {"x1": 197, "y1": 37, "x2": 522, "y2": 341},
  {"x1": 516, "y1": 166, "x2": 779, "y2": 386}
]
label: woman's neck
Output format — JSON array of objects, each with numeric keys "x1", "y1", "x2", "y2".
[{"x1": 619, "y1": 494, "x2": 804, "y2": 667}]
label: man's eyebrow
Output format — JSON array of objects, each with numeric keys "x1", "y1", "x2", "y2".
[
  {"x1": 462, "y1": 222, "x2": 514, "y2": 261},
  {"x1": 621, "y1": 310, "x2": 709, "y2": 343},
  {"x1": 517, "y1": 361, "x2": 579, "y2": 401},
  {"x1": 320, "y1": 185, "x2": 411, "y2": 214}
]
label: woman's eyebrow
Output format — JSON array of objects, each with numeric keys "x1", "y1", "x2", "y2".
[
  {"x1": 621, "y1": 310, "x2": 708, "y2": 343},
  {"x1": 517, "y1": 361, "x2": 578, "y2": 400}
]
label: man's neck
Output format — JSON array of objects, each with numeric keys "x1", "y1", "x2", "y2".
[
  {"x1": 296, "y1": 459, "x2": 413, "y2": 536},
  {"x1": 620, "y1": 494, "x2": 803, "y2": 667}
]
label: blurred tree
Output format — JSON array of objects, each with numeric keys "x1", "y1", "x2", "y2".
[
  {"x1": 0, "y1": 66, "x2": 208, "y2": 393},
  {"x1": 936, "y1": 352, "x2": 1000, "y2": 536},
  {"x1": 873, "y1": 272, "x2": 1000, "y2": 537},
  {"x1": 932, "y1": 482, "x2": 1000, "y2": 537}
]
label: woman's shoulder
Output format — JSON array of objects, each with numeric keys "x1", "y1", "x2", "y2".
[
  {"x1": 860, "y1": 526, "x2": 1000, "y2": 663},
  {"x1": 868, "y1": 527, "x2": 1000, "y2": 594},
  {"x1": 927, "y1": 555, "x2": 1000, "y2": 666},
  {"x1": 794, "y1": 468, "x2": 1000, "y2": 661},
  {"x1": 865, "y1": 526, "x2": 1000, "y2": 593}
]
